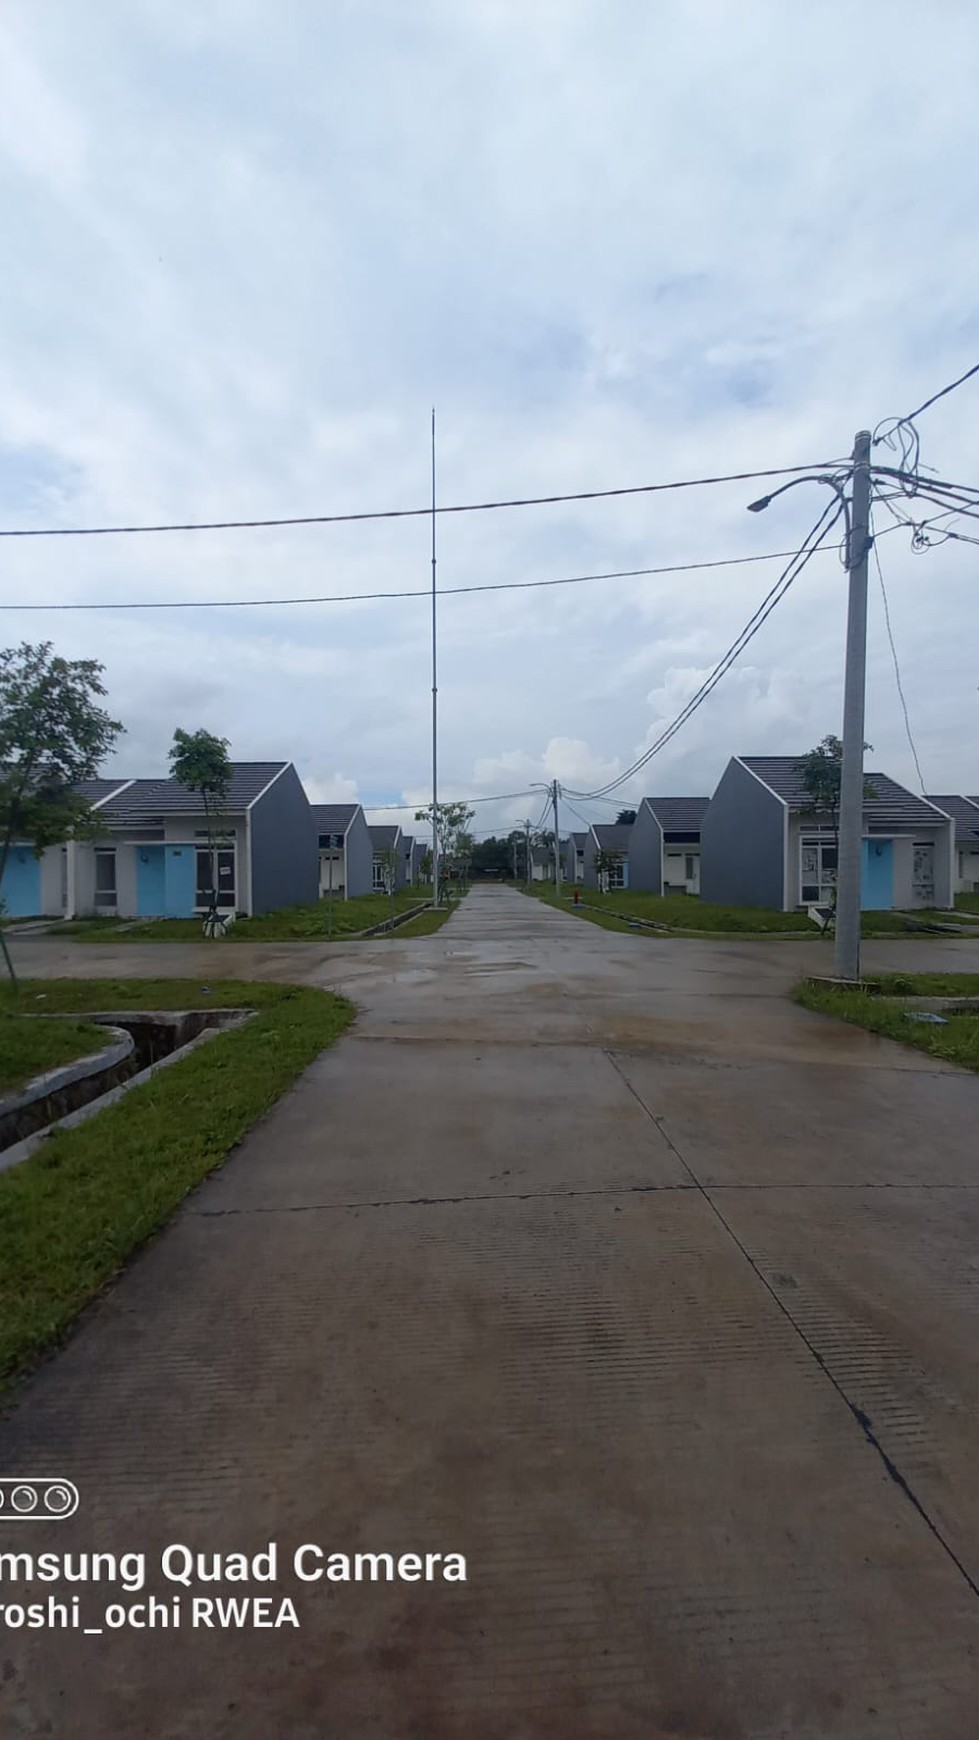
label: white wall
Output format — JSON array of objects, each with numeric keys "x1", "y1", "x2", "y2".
[{"x1": 662, "y1": 846, "x2": 700, "y2": 895}]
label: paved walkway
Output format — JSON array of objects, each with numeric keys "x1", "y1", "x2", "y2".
[{"x1": 3, "y1": 889, "x2": 979, "y2": 1736}]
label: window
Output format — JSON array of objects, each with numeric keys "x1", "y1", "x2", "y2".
[
  {"x1": 95, "y1": 849, "x2": 116, "y2": 907},
  {"x1": 196, "y1": 848, "x2": 236, "y2": 908},
  {"x1": 372, "y1": 859, "x2": 387, "y2": 891},
  {"x1": 684, "y1": 854, "x2": 696, "y2": 882},
  {"x1": 800, "y1": 837, "x2": 837, "y2": 905},
  {"x1": 318, "y1": 833, "x2": 343, "y2": 850},
  {"x1": 606, "y1": 860, "x2": 626, "y2": 890}
]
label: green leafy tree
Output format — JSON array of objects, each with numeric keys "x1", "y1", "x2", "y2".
[
  {"x1": 414, "y1": 801, "x2": 475, "y2": 898},
  {"x1": 616, "y1": 809, "x2": 637, "y2": 825},
  {"x1": 0, "y1": 642, "x2": 123, "y2": 982},
  {"x1": 593, "y1": 847, "x2": 624, "y2": 894},
  {"x1": 795, "y1": 735, "x2": 875, "y2": 908},
  {"x1": 169, "y1": 727, "x2": 232, "y2": 933}
]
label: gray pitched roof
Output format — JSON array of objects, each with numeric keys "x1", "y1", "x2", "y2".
[
  {"x1": 100, "y1": 763, "x2": 288, "y2": 823},
  {"x1": 592, "y1": 823, "x2": 633, "y2": 851},
  {"x1": 310, "y1": 802, "x2": 359, "y2": 835},
  {"x1": 927, "y1": 796, "x2": 979, "y2": 843},
  {"x1": 571, "y1": 831, "x2": 588, "y2": 849},
  {"x1": 741, "y1": 757, "x2": 947, "y2": 830},
  {"x1": 643, "y1": 796, "x2": 710, "y2": 831},
  {"x1": 76, "y1": 777, "x2": 132, "y2": 807},
  {"x1": 368, "y1": 824, "x2": 401, "y2": 849},
  {"x1": 401, "y1": 833, "x2": 415, "y2": 853}
]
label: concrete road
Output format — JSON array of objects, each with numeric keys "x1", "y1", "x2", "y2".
[{"x1": 3, "y1": 888, "x2": 979, "y2": 1737}]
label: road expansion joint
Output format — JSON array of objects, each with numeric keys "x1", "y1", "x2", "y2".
[{"x1": 602, "y1": 1047, "x2": 979, "y2": 1607}]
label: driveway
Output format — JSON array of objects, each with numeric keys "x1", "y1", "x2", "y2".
[{"x1": 3, "y1": 888, "x2": 979, "y2": 1737}]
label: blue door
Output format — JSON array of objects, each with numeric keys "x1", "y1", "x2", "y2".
[
  {"x1": 164, "y1": 846, "x2": 196, "y2": 917},
  {"x1": 0, "y1": 848, "x2": 41, "y2": 917},
  {"x1": 136, "y1": 846, "x2": 166, "y2": 915},
  {"x1": 861, "y1": 839, "x2": 893, "y2": 909}
]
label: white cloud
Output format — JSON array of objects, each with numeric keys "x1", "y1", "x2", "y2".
[{"x1": 1, "y1": 0, "x2": 978, "y2": 816}]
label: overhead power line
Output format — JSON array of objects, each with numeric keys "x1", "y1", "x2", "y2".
[
  {"x1": 363, "y1": 789, "x2": 535, "y2": 813},
  {"x1": 0, "y1": 542, "x2": 850, "y2": 613},
  {"x1": 869, "y1": 509, "x2": 925, "y2": 793},
  {"x1": 897, "y1": 361, "x2": 979, "y2": 429},
  {"x1": 0, "y1": 460, "x2": 847, "y2": 540},
  {"x1": 569, "y1": 498, "x2": 844, "y2": 801}
]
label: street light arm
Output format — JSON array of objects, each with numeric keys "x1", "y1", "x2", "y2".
[{"x1": 747, "y1": 471, "x2": 854, "y2": 566}]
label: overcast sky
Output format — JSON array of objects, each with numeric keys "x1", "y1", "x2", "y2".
[{"x1": 2, "y1": 0, "x2": 978, "y2": 840}]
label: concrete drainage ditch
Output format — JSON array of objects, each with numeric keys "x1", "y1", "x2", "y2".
[{"x1": 0, "y1": 1009, "x2": 254, "y2": 1172}]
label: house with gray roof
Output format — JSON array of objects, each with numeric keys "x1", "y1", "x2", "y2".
[
  {"x1": 0, "y1": 777, "x2": 133, "y2": 920},
  {"x1": 629, "y1": 797, "x2": 710, "y2": 895},
  {"x1": 701, "y1": 756, "x2": 954, "y2": 912},
  {"x1": 582, "y1": 822, "x2": 634, "y2": 891},
  {"x1": 311, "y1": 802, "x2": 372, "y2": 899},
  {"x1": 926, "y1": 797, "x2": 979, "y2": 894},
  {"x1": 368, "y1": 823, "x2": 405, "y2": 890},
  {"x1": 568, "y1": 831, "x2": 587, "y2": 882},
  {"x1": 69, "y1": 762, "x2": 317, "y2": 919}
]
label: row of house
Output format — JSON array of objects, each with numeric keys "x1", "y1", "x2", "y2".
[
  {"x1": 557, "y1": 758, "x2": 979, "y2": 911},
  {"x1": 1, "y1": 770, "x2": 428, "y2": 921}
]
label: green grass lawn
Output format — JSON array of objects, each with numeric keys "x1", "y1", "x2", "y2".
[
  {"x1": 795, "y1": 972, "x2": 979, "y2": 1072},
  {"x1": 0, "y1": 1015, "x2": 110, "y2": 1098},
  {"x1": 0, "y1": 977, "x2": 354, "y2": 1391},
  {"x1": 523, "y1": 885, "x2": 974, "y2": 938},
  {"x1": 524, "y1": 886, "x2": 814, "y2": 933},
  {"x1": 58, "y1": 887, "x2": 436, "y2": 942}
]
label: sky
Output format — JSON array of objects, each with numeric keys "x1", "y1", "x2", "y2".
[{"x1": 2, "y1": 0, "x2": 978, "y2": 842}]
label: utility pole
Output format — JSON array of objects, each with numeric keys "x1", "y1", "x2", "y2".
[
  {"x1": 524, "y1": 818, "x2": 531, "y2": 888},
  {"x1": 430, "y1": 408, "x2": 440, "y2": 908},
  {"x1": 552, "y1": 779, "x2": 562, "y2": 894},
  {"x1": 834, "y1": 429, "x2": 873, "y2": 983},
  {"x1": 511, "y1": 835, "x2": 518, "y2": 882}
]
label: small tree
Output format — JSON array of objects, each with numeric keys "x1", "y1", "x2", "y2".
[
  {"x1": 375, "y1": 844, "x2": 400, "y2": 924},
  {"x1": 414, "y1": 801, "x2": 475, "y2": 901},
  {"x1": 169, "y1": 728, "x2": 232, "y2": 934},
  {"x1": 795, "y1": 734, "x2": 875, "y2": 909},
  {"x1": 616, "y1": 809, "x2": 637, "y2": 825},
  {"x1": 0, "y1": 642, "x2": 123, "y2": 983},
  {"x1": 594, "y1": 847, "x2": 624, "y2": 894}
]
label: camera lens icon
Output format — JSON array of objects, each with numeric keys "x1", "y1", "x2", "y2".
[{"x1": 0, "y1": 1477, "x2": 79, "y2": 1520}]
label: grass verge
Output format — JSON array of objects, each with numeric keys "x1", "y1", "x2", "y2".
[
  {"x1": 57, "y1": 887, "x2": 436, "y2": 942},
  {"x1": 794, "y1": 972, "x2": 979, "y2": 1072},
  {"x1": 0, "y1": 978, "x2": 354, "y2": 1392},
  {"x1": 0, "y1": 1015, "x2": 110, "y2": 1098},
  {"x1": 522, "y1": 885, "x2": 972, "y2": 938}
]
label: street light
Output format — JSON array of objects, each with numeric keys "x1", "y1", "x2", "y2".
[{"x1": 745, "y1": 442, "x2": 873, "y2": 981}]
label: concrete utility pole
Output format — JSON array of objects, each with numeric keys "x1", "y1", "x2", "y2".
[
  {"x1": 834, "y1": 429, "x2": 873, "y2": 983},
  {"x1": 430, "y1": 409, "x2": 440, "y2": 909},
  {"x1": 524, "y1": 818, "x2": 531, "y2": 888},
  {"x1": 552, "y1": 779, "x2": 562, "y2": 894}
]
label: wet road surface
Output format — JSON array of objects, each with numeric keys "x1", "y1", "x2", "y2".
[{"x1": 2, "y1": 888, "x2": 979, "y2": 1736}]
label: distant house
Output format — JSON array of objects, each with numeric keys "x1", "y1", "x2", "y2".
[
  {"x1": 567, "y1": 832, "x2": 587, "y2": 882},
  {"x1": 72, "y1": 762, "x2": 317, "y2": 920},
  {"x1": 311, "y1": 802, "x2": 372, "y2": 900},
  {"x1": 530, "y1": 845, "x2": 553, "y2": 883},
  {"x1": 582, "y1": 823, "x2": 633, "y2": 891},
  {"x1": 926, "y1": 797, "x2": 979, "y2": 894},
  {"x1": 702, "y1": 756, "x2": 954, "y2": 911},
  {"x1": 410, "y1": 838, "x2": 428, "y2": 883},
  {"x1": 0, "y1": 777, "x2": 131, "y2": 920},
  {"x1": 368, "y1": 824, "x2": 405, "y2": 891},
  {"x1": 629, "y1": 797, "x2": 710, "y2": 895},
  {"x1": 401, "y1": 833, "x2": 420, "y2": 886}
]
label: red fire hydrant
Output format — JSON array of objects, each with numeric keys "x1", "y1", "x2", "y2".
[{"x1": 573, "y1": 888, "x2": 580, "y2": 906}]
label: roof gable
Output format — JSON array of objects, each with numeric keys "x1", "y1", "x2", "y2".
[
  {"x1": 99, "y1": 763, "x2": 290, "y2": 823},
  {"x1": 310, "y1": 802, "x2": 360, "y2": 835},
  {"x1": 740, "y1": 757, "x2": 947, "y2": 829},
  {"x1": 642, "y1": 796, "x2": 710, "y2": 830}
]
